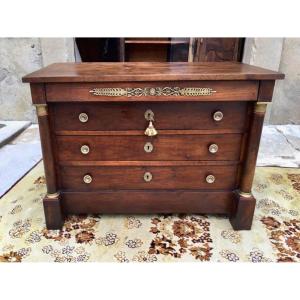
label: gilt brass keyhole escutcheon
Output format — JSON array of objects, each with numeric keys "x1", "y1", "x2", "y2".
[
  {"x1": 144, "y1": 142, "x2": 153, "y2": 153},
  {"x1": 144, "y1": 172, "x2": 152, "y2": 182},
  {"x1": 144, "y1": 109, "x2": 154, "y2": 121}
]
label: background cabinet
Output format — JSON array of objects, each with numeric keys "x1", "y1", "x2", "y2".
[{"x1": 75, "y1": 38, "x2": 245, "y2": 62}]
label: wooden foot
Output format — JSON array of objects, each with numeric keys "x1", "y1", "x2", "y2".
[
  {"x1": 229, "y1": 191, "x2": 256, "y2": 230},
  {"x1": 43, "y1": 193, "x2": 64, "y2": 230}
]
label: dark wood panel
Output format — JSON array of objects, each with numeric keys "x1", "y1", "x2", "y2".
[
  {"x1": 46, "y1": 81, "x2": 258, "y2": 102},
  {"x1": 52, "y1": 101, "x2": 249, "y2": 131},
  {"x1": 59, "y1": 165, "x2": 238, "y2": 190},
  {"x1": 22, "y1": 62, "x2": 284, "y2": 83},
  {"x1": 258, "y1": 80, "x2": 275, "y2": 102},
  {"x1": 56, "y1": 134, "x2": 243, "y2": 162},
  {"x1": 194, "y1": 38, "x2": 244, "y2": 62},
  {"x1": 61, "y1": 190, "x2": 234, "y2": 214}
]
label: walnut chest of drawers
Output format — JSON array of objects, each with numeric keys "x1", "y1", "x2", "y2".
[{"x1": 23, "y1": 62, "x2": 284, "y2": 230}]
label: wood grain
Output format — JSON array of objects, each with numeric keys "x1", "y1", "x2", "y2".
[
  {"x1": 59, "y1": 165, "x2": 238, "y2": 190},
  {"x1": 52, "y1": 101, "x2": 249, "y2": 131},
  {"x1": 56, "y1": 134, "x2": 243, "y2": 162},
  {"x1": 46, "y1": 81, "x2": 258, "y2": 102},
  {"x1": 61, "y1": 190, "x2": 234, "y2": 214},
  {"x1": 22, "y1": 62, "x2": 284, "y2": 83}
]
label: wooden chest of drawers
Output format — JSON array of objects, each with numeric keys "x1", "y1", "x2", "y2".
[{"x1": 23, "y1": 62, "x2": 284, "y2": 230}]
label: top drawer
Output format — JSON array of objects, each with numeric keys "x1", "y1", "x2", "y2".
[
  {"x1": 46, "y1": 81, "x2": 258, "y2": 102},
  {"x1": 51, "y1": 101, "x2": 249, "y2": 132}
]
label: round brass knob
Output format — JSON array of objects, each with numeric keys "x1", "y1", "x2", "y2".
[
  {"x1": 81, "y1": 145, "x2": 90, "y2": 155},
  {"x1": 206, "y1": 174, "x2": 215, "y2": 184},
  {"x1": 144, "y1": 142, "x2": 154, "y2": 153},
  {"x1": 208, "y1": 144, "x2": 218, "y2": 154},
  {"x1": 144, "y1": 109, "x2": 154, "y2": 121},
  {"x1": 79, "y1": 112, "x2": 89, "y2": 123},
  {"x1": 83, "y1": 174, "x2": 92, "y2": 184},
  {"x1": 213, "y1": 111, "x2": 223, "y2": 122},
  {"x1": 144, "y1": 172, "x2": 152, "y2": 182}
]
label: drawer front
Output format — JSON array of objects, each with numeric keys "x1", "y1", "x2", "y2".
[
  {"x1": 60, "y1": 165, "x2": 238, "y2": 190},
  {"x1": 52, "y1": 102, "x2": 249, "y2": 132},
  {"x1": 46, "y1": 81, "x2": 258, "y2": 102},
  {"x1": 61, "y1": 191, "x2": 234, "y2": 214},
  {"x1": 56, "y1": 134, "x2": 243, "y2": 162}
]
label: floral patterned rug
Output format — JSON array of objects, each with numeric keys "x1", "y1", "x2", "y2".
[{"x1": 0, "y1": 162, "x2": 299, "y2": 263}]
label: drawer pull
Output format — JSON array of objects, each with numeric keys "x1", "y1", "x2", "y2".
[
  {"x1": 144, "y1": 120, "x2": 158, "y2": 137},
  {"x1": 206, "y1": 174, "x2": 215, "y2": 184},
  {"x1": 79, "y1": 113, "x2": 89, "y2": 123},
  {"x1": 144, "y1": 172, "x2": 152, "y2": 182},
  {"x1": 81, "y1": 145, "x2": 90, "y2": 155},
  {"x1": 83, "y1": 174, "x2": 93, "y2": 184},
  {"x1": 208, "y1": 144, "x2": 219, "y2": 154},
  {"x1": 144, "y1": 142, "x2": 154, "y2": 153},
  {"x1": 145, "y1": 109, "x2": 154, "y2": 121},
  {"x1": 213, "y1": 111, "x2": 223, "y2": 122}
]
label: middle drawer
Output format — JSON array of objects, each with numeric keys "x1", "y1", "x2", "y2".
[{"x1": 56, "y1": 134, "x2": 243, "y2": 162}]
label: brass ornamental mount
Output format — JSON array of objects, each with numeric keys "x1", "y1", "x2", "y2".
[
  {"x1": 79, "y1": 112, "x2": 89, "y2": 123},
  {"x1": 213, "y1": 111, "x2": 223, "y2": 122},
  {"x1": 144, "y1": 120, "x2": 158, "y2": 137},
  {"x1": 144, "y1": 172, "x2": 153, "y2": 182},
  {"x1": 144, "y1": 142, "x2": 154, "y2": 153},
  {"x1": 81, "y1": 145, "x2": 90, "y2": 155},
  {"x1": 83, "y1": 174, "x2": 93, "y2": 184},
  {"x1": 90, "y1": 87, "x2": 216, "y2": 97},
  {"x1": 209, "y1": 144, "x2": 219, "y2": 154},
  {"x1": 144, "y1": 109, "x2": 155, "y2": 121},
  {"x1": 206, "y1": 175, "x2": 215, "y2": 184}
]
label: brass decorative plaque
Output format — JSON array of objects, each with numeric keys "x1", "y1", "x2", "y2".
[{"x1": 89, "y1": 87, "x2": 216, "y2": 97}]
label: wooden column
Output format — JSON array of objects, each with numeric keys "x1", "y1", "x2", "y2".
[
  {"x1": 230, "y1": 102, "x2": 267, "y2": 230},
  {"x1": 32, "y1": 84, "x2": 64, "y2": 229}
]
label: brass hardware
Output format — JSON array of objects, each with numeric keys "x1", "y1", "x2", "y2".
[
  {"x1": 46, "y1": 192, "x2": 60, "y2": 199},
  {"x1": 89, "y1": 87, "x2": 216, "y2": 97},
  {"x1": 238, "y1": 191, "x2": 253, "y2": 198},
  {"x1": 208, "y1": 144, "x2": 219, "y2": 154},
  {"x1": 81, "y1": 145, "x2": 90, "y2": 155},
  {"x1": 36, "y1": 105, "x2": 48, "y2": 117},
  {"x1": 144, "y1": 109, "x2": 154, "y2": 121},
  {"x1": 144, "y1": 172, "x2": 152, "y2": 182},
  {"x1": 83, "y1": 174, "x2": 92, "y2": 184},
  {"x1": 206, "y1": 175, "x2": 215, "y2": 184},
  {"x1": 144, "y1": 121, "x2": 158, "y2": 137},
  {"x1": 79, "y1": 112, "x2": 89, "y2": 123},
  {"x1": 144, "y1": 142, "x2": 154, "y2": 153},
  {"x1": 213, "y1": 111, "x2": 223, "y2": 122},
  {"x1": 255, "y1": 102, "x2": 268, "y2": 113}
]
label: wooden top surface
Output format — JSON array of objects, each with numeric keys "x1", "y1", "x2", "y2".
[{"x1": 22, "y1": 62, "x2": 284, "y2": 83}]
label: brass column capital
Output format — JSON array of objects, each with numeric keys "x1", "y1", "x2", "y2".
[
  {"x1": 255, "y1": 102, "x2": 268, "y2": 113},
  {"x1": 35, "y1": 104, "x2": 48, "y2": 117}
]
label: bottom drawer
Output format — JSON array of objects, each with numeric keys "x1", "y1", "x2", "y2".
[
  {"x1": 61, "y1": 190, "x2": 235, "y2": 214},
  {"x1": 60, "y1": 165, "x2": 239, "y2": 190}
]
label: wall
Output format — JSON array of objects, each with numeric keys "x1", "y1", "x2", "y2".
[
  {"x1": 269, "y1": 39, "x2": 300, "y2": 124},
  {"x1": 243, "y1": 38, "x2": 300, "y2": 124},
  {"x1": 0, "y1": 38, "x2": 75, "y2": 122}
]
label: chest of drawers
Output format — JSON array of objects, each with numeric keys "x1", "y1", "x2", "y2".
[{"x1": 23, "y1": 62, "x2": 284, "y2": 230}]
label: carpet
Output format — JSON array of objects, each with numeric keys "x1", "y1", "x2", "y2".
[{"x1": 0, "y1": 162, "x2": 299, "y2": 262}]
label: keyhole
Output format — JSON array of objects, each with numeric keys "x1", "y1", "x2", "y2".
[
  {"x1": 144, "y1": 172, "x2": 152, "y2": 182},
  {"x1": 144, "y1": 142, "x2": 153, "y2": 153},
  {"x1": 145, "y1": 109, "x2": 154, "y2": 121}
]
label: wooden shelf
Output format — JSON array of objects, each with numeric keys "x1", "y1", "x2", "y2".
[{"x1": 125, "y1": 39, "x2": 189, "y2": 45}]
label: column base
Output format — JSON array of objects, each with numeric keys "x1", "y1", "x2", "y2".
[
  {"x1": 43, "y1": 192, "x2": 64, "y2": 230},
  {"x1": 229, "y1": 191, "x2": 256, "y2": 230}
]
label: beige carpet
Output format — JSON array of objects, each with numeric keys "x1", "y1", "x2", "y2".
[{"x1": 0, "y1": 162, "x2": 299, "y2": 262}]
